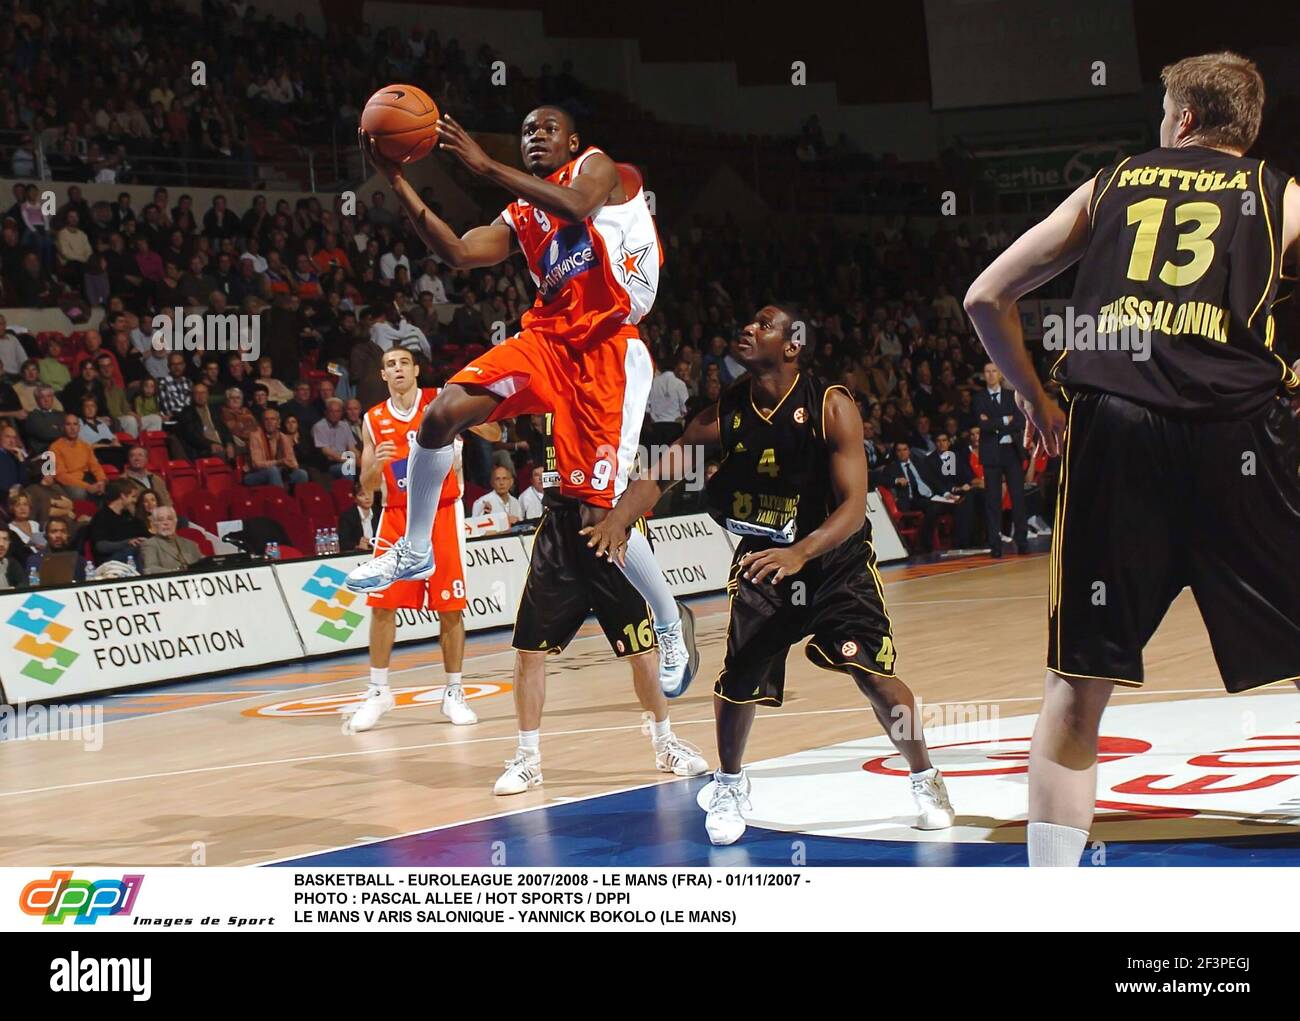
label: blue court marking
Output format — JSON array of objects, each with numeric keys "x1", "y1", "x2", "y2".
[{"x1": 271, "y1": 776, "x2": 1300, "y2": 868}]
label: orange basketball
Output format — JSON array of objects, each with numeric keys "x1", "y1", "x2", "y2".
[{"x1": 361, "y1": 84, "x2": 440, "y2": 164}]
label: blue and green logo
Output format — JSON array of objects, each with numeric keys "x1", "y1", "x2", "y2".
[
  {"x1": 7, "y1": 594, "x2": 78, "y2": 685},
  {"x1": 301, "y1": 565, "x2": 363, "y2": 642}
]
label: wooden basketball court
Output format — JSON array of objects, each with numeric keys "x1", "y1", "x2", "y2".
[{"x1": 4, "y1": 553, "x2": 1298, "y2": 868}]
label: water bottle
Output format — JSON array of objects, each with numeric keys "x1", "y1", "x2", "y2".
[
  {"x1": 266, "y1": 541, "x2": 280, "y2": 561},
  {"x1": 28, "y1": 558, "x2": 40, "y2": 587},
  {"x1": 329, "y1": 527, "x2": 339, "y2": 554},
  {"x1": 314, "y1": 528, "x2": 325, "y2": 556}
]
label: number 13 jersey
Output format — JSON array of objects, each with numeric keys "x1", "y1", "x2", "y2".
[{"x1": 1058, "y1": 145, "x2": 1298, "y2": 418}]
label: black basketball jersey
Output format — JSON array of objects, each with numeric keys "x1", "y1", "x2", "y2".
[
  {"x1": 706, "y1": 374, "x2": 850, "y2": 545},
  {"x1": 536, "y1": 411, "x2": 569, "y2": 509},
  {"x1": 1056, "y1": 145, "x2": 1299, "y2": 418}
]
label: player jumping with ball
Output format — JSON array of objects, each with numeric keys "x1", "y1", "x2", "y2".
[{"x1": 346, "y1": 105, "x2": 699, "y2": 698}]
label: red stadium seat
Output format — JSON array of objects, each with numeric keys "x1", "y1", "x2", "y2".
[
  {"x1": 176, "y1": 526, "x2": 214, "y2": 558},
  {"x1": 141, "y1": 430, "x2": 169, "y2": 450},
  {"x1": 166, "y1": 461, "x2": 200, "y2": 503},
  {"x1": 877, "y1": 488, "x2": 921, "y2": 554},
  {"x1": 179, "y1": 490, "x2": 229, "y2": 533},
  {"x1": 226, "y1": 488, "x2": 265, "y2": 521},
  {"x1": 462, "y1": 481, "x2": 487, "y2": 514},
  {"x1": 115, "y1": 432, "x2": 135, "y2": 445},
  {"x1": 298, "y1": 486, "x2": 336, "y2": 521},
  {"x1": 102, "y1": 464, "x2": 121, "y2": 479},
  {"x1": 196, "y1": 457, "x2": 236, "y2": 496},
  {"x1": 330, "y1": 477, "x2": 355, "y2": 512},
  {"x1": 282, "y1": 517, "x2": 314, "y2": 553},
  {"x1": 73, "y1": 500, "x2": 98, "y2": 519},
  {"x1": 276, "y1": 545, "x2": 305, "y2": 560},
  {"x1": 146, "y1": 446, "x2": 169, "y2": 474}
]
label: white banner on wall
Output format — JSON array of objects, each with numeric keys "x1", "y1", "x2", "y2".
[
  {"x1": 646, "y1": 513, "x2": 736, "y2": 596},
  {"x1": 274, "y1": 535, "x2": 532, "y2": 657},
  {"x1": 867, "y1": 493, "x2": 908, "y2": 564},
  {"x1": 0, "y1": 567, "x2": 301, "y2": 703},
  {"x1": 0, "y1": 514, "x2": 905, "y2": 703}
]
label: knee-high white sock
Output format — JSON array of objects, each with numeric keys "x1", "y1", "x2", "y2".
[
  {"x1": 404, "y1": 441, "x2": 454, "y2": 553},
  {"x1": 1027, "y1": 821, "x2": 1088, "y2": 867},
  {"x1": 616, "y1": 528, "x2": 679, "y2": 627}
]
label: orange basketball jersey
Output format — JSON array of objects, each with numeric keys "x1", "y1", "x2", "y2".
[
  {"x1": 500, "y1": 146, "x2": 662, "y2": 351},
  {"x1": 364, "y1": 388, "x2": 462, "y2": 509}
]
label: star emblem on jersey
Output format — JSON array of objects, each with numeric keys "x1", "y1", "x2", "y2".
[
  {"x1": 841, "y1": 641, "x2": 859, "y2": 657},
  {"x1": 617, "y1": 241, "x2": 653, "y2": 289},
  {"x1": 793, "y1": 407, "x2": 808, "y2": 424}
]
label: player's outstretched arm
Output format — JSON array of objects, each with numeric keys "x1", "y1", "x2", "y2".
[
  {"x1": 359, "y1": 128, "x2": 515, "y2": 269},
  {"x1": 964, "y1": 179, "x2": 1094, "y2": 457},
  {"x1": 740, "y1": 389, "x2": 865, "y2": 585},
  {"x1": 437, "y1": 115, "x2": 617, "y2": 223},
  {"x1": 582, "y1": 403, "x2": 722, "y2": 563}
]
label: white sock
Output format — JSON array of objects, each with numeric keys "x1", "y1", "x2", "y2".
[
  {"x1": 910, "y1": 766, "x2": 938, "y2": 780},
  {"x1": 518, "y1": 729, "x2": 540, "y2": 755},
  {"x1": 1027, "y1": 821, "x2": 1088, "y2": 867},
  {"x1": 404, "y1": 442, "x2": 455, "y2": 553},
  {"x1": 715, "y1": 769, "x2": 745, "y2": 786},
  {"x1": 368, "y1": 667, "x2": 389, "y2": 692},
  {"x1": 445, "y1": 671, "x2": 462, "y2": 691},
  {"x1": 616, "y1": 528, "x2": 679, "y2": 627},
  {"x1": 651, "y1": 717, "x2": 671, "y2": 741}
]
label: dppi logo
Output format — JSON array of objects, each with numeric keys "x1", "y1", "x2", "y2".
[
  {"x1": 20, "y1": 871, "x2": 143, "y2": 925},
  {"x1": 302, "y1": 564, "x2": 363, "y2": 642},
  {"x1": 7, "y1": 593, "x2": 78, "y2": 684}
]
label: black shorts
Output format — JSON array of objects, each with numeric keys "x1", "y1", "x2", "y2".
[
  {"x1": 1048, "y1": 390, "x2": 1300, "y2": 691},
  {"x1": 716, "y1": 523, "x2": 896, "y2": 707},
  {"x1": 512, "y1": 503, "x2": 655, "y2": 658}
]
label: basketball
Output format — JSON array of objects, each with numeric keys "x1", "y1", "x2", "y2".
[{"x1": 360, "y1": 84, "x2": 440, "y2": 164}]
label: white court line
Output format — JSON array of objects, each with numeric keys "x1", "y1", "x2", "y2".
[{"x1": 3, "y1": 682, "x2": 1290, "y2": 802}]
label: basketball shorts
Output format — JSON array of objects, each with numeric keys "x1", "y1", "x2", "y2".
[
  {"x1": 512, "y1": 502, "x2": 655, "y2": 658},
  {"x1": 366, "y1": 499, "x2": 468, "y2": 612},
  {"x1": 1048, "y1": 390, "x2": 1300, "y2": 691},
  {"x1": 716, "y1": 523, "x2": 896, "y2": 707},
  {"x1": 448, "y1": 326, "x2": 652, "y2": 508}
]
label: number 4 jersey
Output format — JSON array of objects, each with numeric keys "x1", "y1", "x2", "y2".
[{"x1": 1058, "y1": 145, "x2": 1298, "y2": 418}]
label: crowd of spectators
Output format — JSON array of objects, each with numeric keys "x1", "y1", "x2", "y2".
[{"x1": 0, "y1": 155, "x2": 1057, "y2": 589}]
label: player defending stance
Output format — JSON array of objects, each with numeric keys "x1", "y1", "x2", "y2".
[
  {"x1": 346, "y1": 106, "x2": 698, "y2": 696},
  {"x1": 345, "y1": 348, "x2": 477, "y2": 733},
  {"x1": 496, "y1": 412, "x2": 708, "y2": 793},
  {"x1": 586, "y1": 306, "x2": 955, "y2": 845},
  {"x1": 965, "y1": 52, "x2": 1300, "y2": 866}
]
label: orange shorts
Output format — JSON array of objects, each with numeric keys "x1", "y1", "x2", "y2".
[
  {"x1": 365, "y1": 500, "x2": 467, "y2": 611},
  {"x1": 448, "y1": 326, "x2": 653, "y2": 508}
]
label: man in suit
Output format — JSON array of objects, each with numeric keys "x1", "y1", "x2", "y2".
[
  {"x1": 173, "y1": 383, "x2": 234, "y2": 461},
  {"x1": 926, "y1": 433, "x2": 977, "y2": 548},
  {"x1": 339, "y1": 483, "x2": 380, "y2": 552},
  {"x1": 972, "y1": 363, "x2": 1028, "y2": 556},
  {"x1": 889, "y1": 441, "x2": 954, "y2": 553}
]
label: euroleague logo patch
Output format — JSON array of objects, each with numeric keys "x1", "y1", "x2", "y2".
[
  {"x1": 840, "y1": 641, "x2": 859, "y2": 657},
  {"x1": 721, "y1": 696, "x2": 1300, "y2": 852},
  {"x1": 569, "y1": 469, "x2": 586, "y2": 485},
  {"x1": 793, "y1": 407, "x2": 808, "y2": 424}
]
